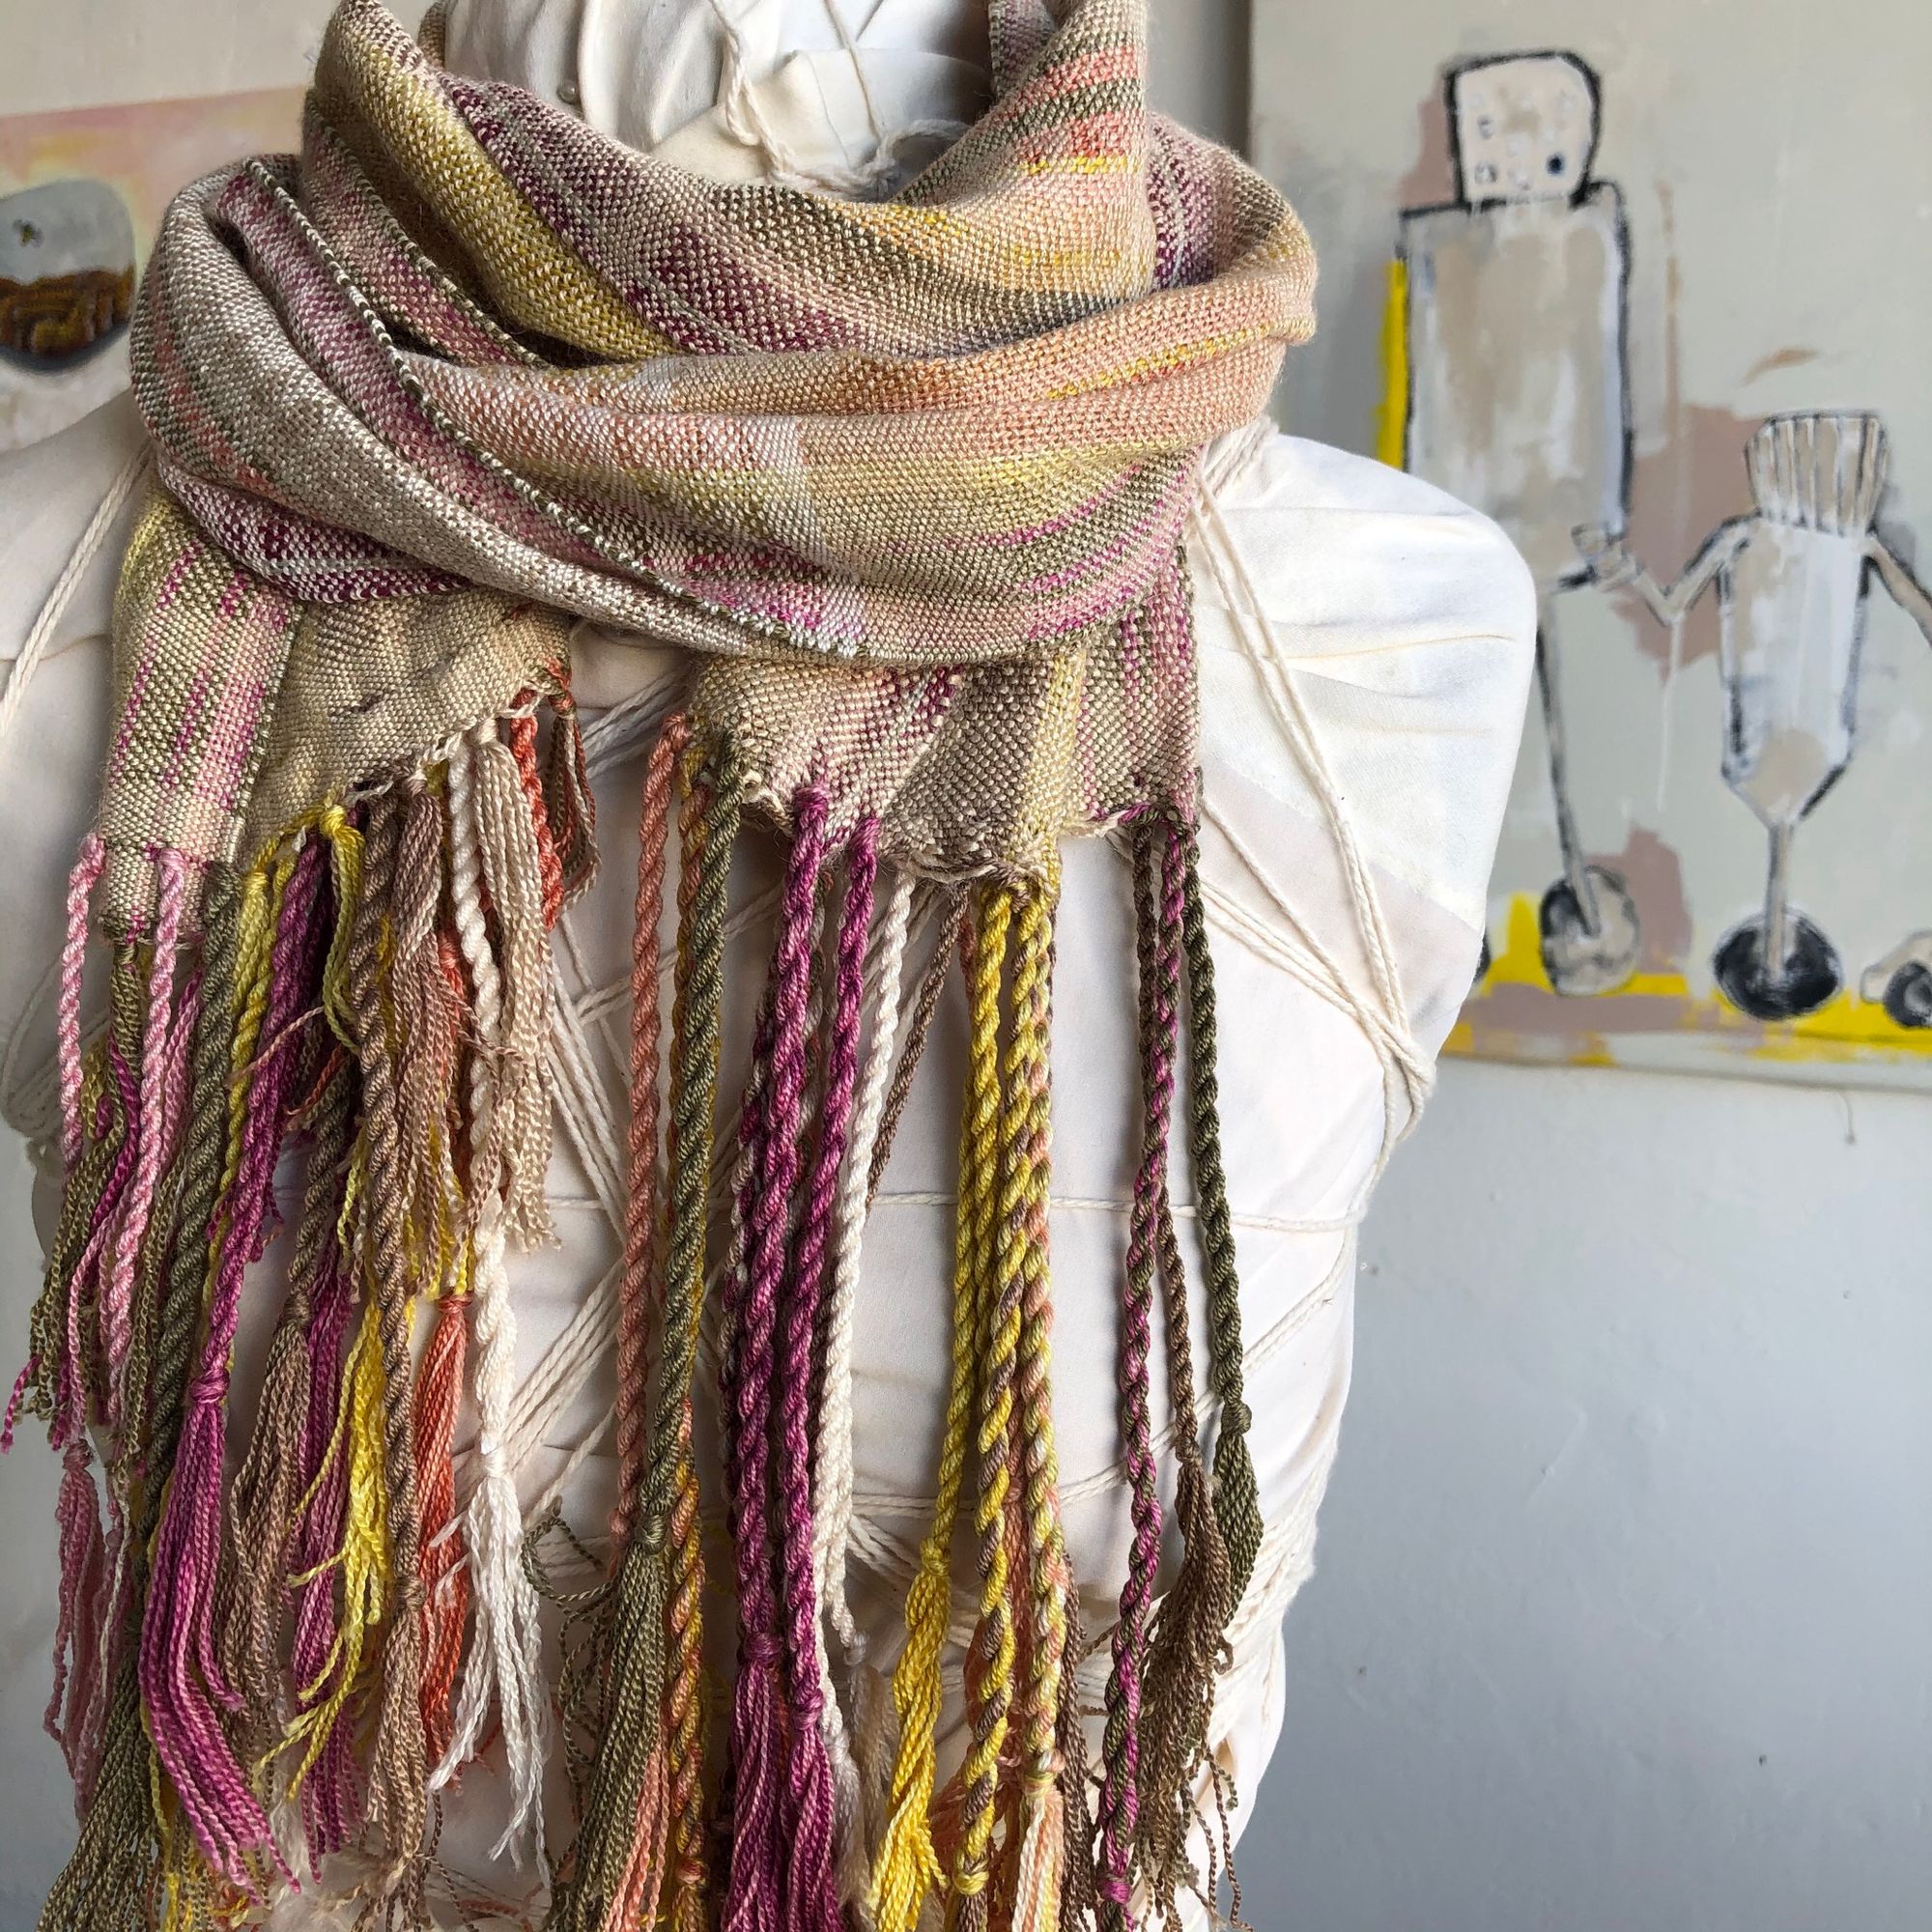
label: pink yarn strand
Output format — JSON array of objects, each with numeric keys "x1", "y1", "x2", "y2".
[
  {"x1": 99, "y1": 851, "x2": 188, "y2": 1432},
  {"x1": 140, "y1": 839, "x2": 328, "y2": 1891},
  {"x1": 57, "y1": 833, "x2": 105, "y2": 1170}
]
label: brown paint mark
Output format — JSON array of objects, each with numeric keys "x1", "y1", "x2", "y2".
[
  {"x1": 1394, "y1": 83, "x2": 1454, "y2": 210},
  {"x1": 1615, "y1": 184, "x2": 1765, "y2": 677},
  {"x1": 1621, "y1": 402, "x2": 1759, "y2": 675},
  {"x1": 1467, "y1": 980, "x2": 1769, "y2": 1046},
  {"x1": 1594, "y1": 828, "x2": 1692, "y2": 974},
  {"x1": 1743, "y1": 346, "x2": 1821, "y2": 384}
]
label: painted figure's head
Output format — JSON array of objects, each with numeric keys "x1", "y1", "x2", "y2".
[
  {"x1": 1744, "y1": 412, "x2": 1889, "y2": 533},
  {"x1": 1449, "y1": 52, "x2": 1600, "y2": 208}
]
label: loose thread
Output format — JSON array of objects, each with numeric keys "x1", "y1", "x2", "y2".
[
  {"x1": 220, "y1": 1052, "x2": 356, "y2": 1757},
  {"x1": 284, "y1": 1160, "x2": 360, "y2": 1858},
  {"x1": 867, "y1": 893, "x2": 966, "y2": 1208}
]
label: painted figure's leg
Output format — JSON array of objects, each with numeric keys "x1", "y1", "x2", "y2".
[
  {"x1": 1534, "y1": 593, "x2": 1641, "y2": 996},
  {"x1": 1712, "y1": 821, "x2": 1841, "y2": 1021}
]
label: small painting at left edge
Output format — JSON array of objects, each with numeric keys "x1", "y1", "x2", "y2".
[{"x1": 0, "y1": 87, "x2": 301, "y2": 454}]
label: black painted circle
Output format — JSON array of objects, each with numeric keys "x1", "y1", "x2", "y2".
[
  {"x1": 1712, "y1": 913, "x2": 1841, "y2": 1021},
  {"x1": 1882, "y1": 961, "x2": 1932, "y2": 1029}
]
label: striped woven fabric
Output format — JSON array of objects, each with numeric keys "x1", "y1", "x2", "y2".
[{"x1": 19, "y1": 2, "x2": 1316, "y2": 1928}]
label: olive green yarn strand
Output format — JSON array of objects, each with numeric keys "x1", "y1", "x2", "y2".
[
  {"x1": 1177, "y1": 828, "x2": 1263, "y2": 1606},
  {"x1": 38, "y1": 870, "x2": 246, "y2": 1932},
  {"x1": 25, "y1": 1034, "x2": 124, "y2": 1431},
  {"x1": 1055, "y1": 1580, "x2": 1096, "y2": 1932},
  {"x1": 1133, "y1": 823, "x2": 1232, "y2": 1925},
  {"x1": 551, "y1": 741, "x2": 742, "y2": 1932},
  {"x1": 27, "y1": 948, "x2": 139, "y2": 1432}
]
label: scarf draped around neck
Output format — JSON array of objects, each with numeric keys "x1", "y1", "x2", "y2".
[{"x1": 17, "y1": 0, "x2": 1316, "y2": 1926}]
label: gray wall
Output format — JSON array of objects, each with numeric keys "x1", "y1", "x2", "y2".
[{"x1": 1228, "y1": 0, "x2": 1932, "y2": 1925}]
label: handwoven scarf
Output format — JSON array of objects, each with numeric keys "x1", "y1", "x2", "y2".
[{"x1": 15, "y1": 0, "x2": 1314, "y2": 1926}]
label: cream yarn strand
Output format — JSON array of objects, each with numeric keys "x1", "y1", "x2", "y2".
[
  {"x1": 815, "y1": 868, "x2": 915, "y2": 1908},
  {"x1": 431, "y1": 724, "x2": 554, "y2": 1869}
]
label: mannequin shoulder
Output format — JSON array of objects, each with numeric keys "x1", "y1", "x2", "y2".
[
  {"x1": 0, "y1": 395, "x2": 143, "y2": 1145},
  {"x1": 1188, "y1": 428, "x2": 1537, "y2": 1056},
  {"x1": 1199, "y1": 426, "x2": 1538, "y2": 668},
  {"x1": 1, "y1": 390, "x2": 146, "y2": 662}
]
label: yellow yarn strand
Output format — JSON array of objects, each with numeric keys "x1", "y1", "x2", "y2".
[
  {"x1": 953, "y1": 882, "x2": 1027, "y2": 1916},
  {"x1": 1007, "y1": 880, "x2": 1070, "y2": 1932},
  {"x1": 272, "y1": 810, "x2": 395, "y2": 1800},
  {"x1": 872, "y1": 888, "x2": 1010, "y2": 1932}
]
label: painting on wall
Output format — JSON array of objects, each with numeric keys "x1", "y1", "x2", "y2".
[
  {"x1": 0, "y1": 87, "x2": 301, "y2": 455},
  {"x1": 1374, "y1": 49, "x2": 1932, "y2": 1089}
]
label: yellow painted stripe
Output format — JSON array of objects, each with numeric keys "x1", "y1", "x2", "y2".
[{"x1": 1375, "y1": 256, "x2": 1407, "y2": 469}]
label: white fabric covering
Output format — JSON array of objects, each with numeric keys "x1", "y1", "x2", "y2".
[{"x1": 0, "y1": 12, "x2": 1534, "y2": 1918}]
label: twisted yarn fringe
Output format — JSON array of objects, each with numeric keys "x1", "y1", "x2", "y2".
[
  {"x1": 553, "y1": 738, "x2": 741, "y2": 1932},
  {"x1": 1179, "y1": 829, "x2": 1264, "y2": 1604},
  {"x1": 817, "y1": 868, "x2": 916, "y2": 1912},
  {"x1": 723, "y1": 786, "x2": 830, "y2": 1932},
  {"x1": 1094, "y1": 817, "x2": 1183, "y2": 1928},
  {"x1": 141, "y1": 838, "x2": 326, "y2": 1894},
  {"x1": 26, "y1": 719, "x2": 1261, "y2": 1932},
  {"x1": 432, "y1": 724, "x2": 554, "y2": 1867},
  {"x1": 778, "y1": 815, "x2": 880, "y2": 1932},
  {"x1": 1133, "y1": 821, "x2": 1234, "y2": 1926},
  {"x1": 871, "y1": 889, "x2": 1007, "y2": 1932}
]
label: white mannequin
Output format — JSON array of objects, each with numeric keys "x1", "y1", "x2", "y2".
[{"x1": 0, "y1": 3, "x2": 1536, "y2": 1918}]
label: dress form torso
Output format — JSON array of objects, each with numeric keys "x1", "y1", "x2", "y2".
[{"x1": 0, "y1": 9, "x2": 1535, "y2": 1915}]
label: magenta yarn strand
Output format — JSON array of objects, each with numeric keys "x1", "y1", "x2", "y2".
[
  {"x1": 290, "y1": 1227, "x2": 358, "y2": 1855},
  {"x1": 724, "y1": 789, "x2": 829, "y2": 1932},
  {"x1": 139, "y1": 838, "x2": 328, "y2": 1890}
]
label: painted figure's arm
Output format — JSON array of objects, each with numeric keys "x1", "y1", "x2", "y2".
[
  {"x1": 1866, "y1": 535, "x2": 1932, "y2": 647},
  {"x1": 1574, "y1": 519, "x2": 1750, "y2": 627}
]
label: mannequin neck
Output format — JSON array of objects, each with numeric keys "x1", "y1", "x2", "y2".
[{"x1": 442, "y1": 0, "x2": 994, "y2": 190}]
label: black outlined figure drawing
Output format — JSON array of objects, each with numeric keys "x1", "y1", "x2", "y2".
[
  {"x1": 1584, "y1": 413, "x2": 1932, "y2": 1020},
  {"x1": 1861, "y1": 935, "x2": 1932, "y2": 1029},
  {"x1": 1398, "y1": 50, "x2": 1639, "y2": 996}
]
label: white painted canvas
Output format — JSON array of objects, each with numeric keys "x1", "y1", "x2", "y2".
[{"x1": 1253, "y1": 4, "x2": 1932, "y2": 1088}]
